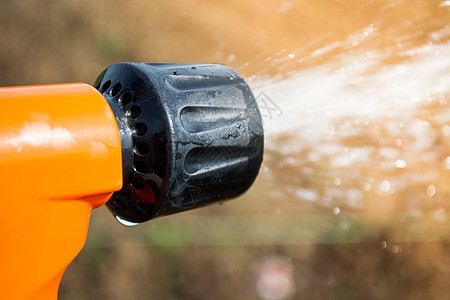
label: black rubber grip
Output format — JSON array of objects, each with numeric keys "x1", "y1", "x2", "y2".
[{"x1": 94, "y1": 63, "x2": 264, "y2": 223}]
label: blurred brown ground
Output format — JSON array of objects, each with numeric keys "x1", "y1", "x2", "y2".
[{"x1": 2, "y1": 0, "x2": 450, "y2": 299}]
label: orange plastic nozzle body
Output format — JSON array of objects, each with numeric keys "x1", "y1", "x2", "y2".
[{"x1": 0, "y1": 83, "x2": 123, "y2": 299}]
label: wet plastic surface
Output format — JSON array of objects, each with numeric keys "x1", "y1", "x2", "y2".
[
  {"x1": 0, "y1": 83, "x2": 123, "y2": 299},
  {"x1": 96, "y1": 63, "x2": 264, "y2": 223}
]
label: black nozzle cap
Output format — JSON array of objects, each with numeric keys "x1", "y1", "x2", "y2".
[{"x1": 94, "y1": 63, "x2": 264, "y2": 223}]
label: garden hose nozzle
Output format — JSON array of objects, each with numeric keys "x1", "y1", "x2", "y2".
[{"x1": 95, "y1": 63, "x2": 264, "y2": 223}]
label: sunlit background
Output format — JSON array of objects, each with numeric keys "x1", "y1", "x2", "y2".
[{"x1": 2, "y1": 0, "x2": 450, "y2": 299}]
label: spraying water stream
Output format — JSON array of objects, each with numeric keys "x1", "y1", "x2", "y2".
[{"x1": 247, "y1": 12, "x2": 450, "y2": 241}]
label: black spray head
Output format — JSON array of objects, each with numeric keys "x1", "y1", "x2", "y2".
[{"x1": 94, "y1": 63, "x2": 264, "y2": 224}]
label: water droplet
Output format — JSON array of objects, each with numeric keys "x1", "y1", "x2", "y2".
[
  {"x1": 115, "y1": 216, "x2": 139, "y2": 227},
  {"x1": 445, "y1": 156, "x2": 450, "y2": 169},
  {"x1": 262, "y1": 165, "x2": 269, "y2": 173},
  {"x1": 333, "y1": 207, "x2": 341, "y2": 215},
  {"x1": 376, "y1": 180, "x2": 395, "y2": 195},
  {"x1": 249, "y1": 255, "x2": 296, "y2": 300},
  {"x1": 395, "y1": 159, "x2": 407, "y2": 168},
  {"x1": 380, "y1": 180, "x2": 391, "y2": 192},
  {"x1": 427, "y1": 184, "x2": 436, "y2": 197},
  {"x1": 432, "y1": 208, "x2": 448, "y2": 223},
  {"x1": 285, "y1": 156, "x2": 296, "y2": 165},
  {"x1": 439, "y1": 1, "x2": 450, "y2": 8},
  {"x1": 295, "y1": 188, "x2": 318, "y2": 202},
  {"x1": 334, "y1": 178, "x2": 342, "y2": 186},
  {"x1": 442, "y1": 125, "x2": 450, "y2": 136},
  {"x1": 307, "y1": 152, "x2": 320, "y2": 162},
  {"x1": 391, "y1": 244, "x2": 402, "y2": 254},
  {"x1": 288, "y1": 53, "x2": 295, "y2": 59},
  {"x1": 381, "y1": 241, "x2": 388, "y2": 249},
  {"x1": 325, "y1": 276, "x2": 337, "y2": 287},
  {"x1": 340, "y1": 220, "x2": 351, "y2": 231},
  {"x1": 227, "y1": 54, "x2": 236, "y2": 62}
]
